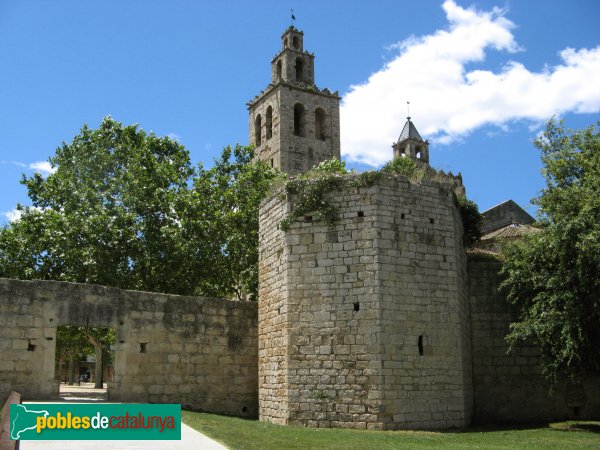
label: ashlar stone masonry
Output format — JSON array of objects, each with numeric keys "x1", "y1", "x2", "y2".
[
  {"x1": 258, "y1": 176, "x2": 473, "y2": 429},
  {"x1": 248, "y1": 27, "x2": 340, "y2": 176},
  {"x1": 1, "y1": 24, "x2": 599, "y2": 431},
  {"x1": 0, "y1": 278, "x2": 258, "y2": 417}
]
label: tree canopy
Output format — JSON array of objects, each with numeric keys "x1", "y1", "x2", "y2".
[
  {"x1": 0, "y1": 116, "x2": 281, "y2": 299},
  {"x1": 501, "y1": 119, "x2": 600, "y2": 383},
  {"x1": 191, "y1": 145, "x2": 283, "y2": 299}
]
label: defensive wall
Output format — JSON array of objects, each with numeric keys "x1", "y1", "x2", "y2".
[
  {"x1": 257, "y1": 173, "x2": 600, "y2": 429},
  {"x1": 467, "y1": 255, "x2": 600, "y2": 423},
  {"x1": 1, "y1": 178, "x2": 599, "y2": 429},
  {"x1": 0, "y1": 278, "x2": 258, "y2": 418}
]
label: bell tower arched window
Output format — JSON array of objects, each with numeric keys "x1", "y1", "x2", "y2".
[
  {"x1": 276, "y1": 60, "x2": 282, "y2": 81},
  {"x1": 255, "y1": 115, "x2": 262, "y2": 146},
  {"x1": 295, "y1": 58, "x2": 304, "y2": 82},
  {"x1": 315, "y1": 108, "x2": 326, "y2": 141},
  {"x1": 266, "y1": 106, "x2": 273, "y2": 140},
  {"x1": 293, "y1": 103, "x2": 305, "y2": 137}
]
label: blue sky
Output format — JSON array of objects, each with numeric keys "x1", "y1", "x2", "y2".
[{"x1": 1, "y1": 0, "x2": 599, "y2": 224}]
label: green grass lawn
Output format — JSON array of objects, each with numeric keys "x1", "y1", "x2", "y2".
[{"x1": 182, "y1": 411, "x2": 600, "y2": 449}]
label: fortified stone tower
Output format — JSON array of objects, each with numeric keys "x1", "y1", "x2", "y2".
[
  {"x1": 247, "y1": 27, "x2": 341, "y2": 176},
  {"x1": 258, "y1": 174, "x2": 474, "y2": 429},
  {"x1": 258, "y1": 111, "x2": 473, "y2": 428},
  {"x1": 392, "y1": 117, "x2": 430, "y2": 164}
]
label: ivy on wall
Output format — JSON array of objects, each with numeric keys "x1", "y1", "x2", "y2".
[{"x1": 278, "y1": 158, "x2": 482, "y2": 246}]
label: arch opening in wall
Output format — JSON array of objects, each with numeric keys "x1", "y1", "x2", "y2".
[
  {"x1": 266, "y1": 106, "x2": 273, "y2": 140},
  {"x1": 276, "y1": 60, "x2": 282, "y2": 81},
  {"x1": 293, "y1": 103, "x2": 306, "y2": 137},
  {"x1": 416, "y1": 145, "x2": 422, "y2": 159},
  {"x1": 283, "y1": 38, "x2": 288, "y2": 48},
  {"x1": 295, "y1": 58, "x2": 304, "y2": 82},
  {"x1": 315, "y1": 108, "x2": 326, "y2": 141},
  {"x1": 55, "y1": 324, "x2": 116, "y2": 400},
  {"x1": 292, "y1": 36, "x2": 299, "y2": 49},
  {"x1": 254, "y1": 115, "x2": 262, "y2": 146}
]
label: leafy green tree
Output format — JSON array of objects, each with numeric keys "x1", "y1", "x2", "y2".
[
  {"x1": 0, "y1": 117, "x2": 280, "y2": 300},
  {"x1": 0, "y1": 117, "x2": 197, "y2": 293},
  {"x1": 381, "y1": 156, "x2": 416, "y2": 176},
  {"x1": 56, "y1": 326, "x2": 92, "y2": 385},
  {"x1": 56, "y1": 326, "x2": 115, "y2": 388},
  {"x1": 191, "y1": 145, "x2": 283, "y2": 299},
  {"x1": 501, "y1": 119, "x2": 600, "y2": 383},
  {"x1": 81, "y1": 327, "x2": 116, "y2": 388},
  {"x1": 457, "y1": 196, "x2": 482, "y2": 246}
]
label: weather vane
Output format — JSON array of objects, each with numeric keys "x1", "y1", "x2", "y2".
[
  {"x1": 407, "y1": 101, "x2": 411, "y2": 120},
  {"x1": 291, "y1": 9, "x2": 296, "y2": 26}
]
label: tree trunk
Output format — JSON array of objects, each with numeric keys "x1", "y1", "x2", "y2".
[
  {"x1": 84, "y1": 333, "x2": 104, "y2": 389},
  {"x1": 57, "y1": 358, "x2": 64, "y2": 382},
  {"x1": 94, "y1": 345, "x2": 103, "y2": 388},
  {"x1": 67, "y1": 357, "x2": 76, "y2": 385}
]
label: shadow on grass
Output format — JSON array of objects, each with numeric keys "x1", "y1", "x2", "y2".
[
  {"x1": 549, "y1": 421, "x2": 600, "y2": 433},
  {"x1": 435, "y1": 420, "x2": 600, "y2": 435}
]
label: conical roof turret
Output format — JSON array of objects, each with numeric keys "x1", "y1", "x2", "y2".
[
  {"x1": 392, "y1": 116, "x2": 429, "y2": 164},
  {"x1": 398, "y1": 117, "x2": 423, "y2": 143}
]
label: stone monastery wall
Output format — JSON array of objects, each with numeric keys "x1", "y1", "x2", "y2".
[
  {"x1": 468, "y1": 257, "x2": 600, "y2": 422},
  {"x1": 2, "y1": 24, "x2": 597, "y2": 431},
  {"x1": 258, "y1": 176, "x2": 473, "y2": 429},
  {"x1": 0, "y1": 278, "x2": 258, "y2": 417}
]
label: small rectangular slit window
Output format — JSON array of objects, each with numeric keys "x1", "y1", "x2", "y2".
[
  {"x1": 418, "y1": 335, "x2": 424, "y2": 356},
  {"x1": 27, "y1": 343, "x2": 35, "y2": 351},
  {"x1": 357, "y1": 211, "x2": 364, "y2": 217},
  {"x1": 353, "y1": 302, "x2": 360, "y2": 312},
  {"x1": 140, "y1": 343, "x2": 147, "y2": 353}
]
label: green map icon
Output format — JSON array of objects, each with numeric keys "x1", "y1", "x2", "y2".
[{"x1": 10, "y1": 404, "x2": 49, "y2": 439}]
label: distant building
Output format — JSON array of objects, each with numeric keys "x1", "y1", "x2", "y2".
[{"x1": 481, "y1": 199, "x2": 536, "y2": 234}]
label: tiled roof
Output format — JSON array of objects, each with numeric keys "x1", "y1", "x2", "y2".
[
  {"x1": 398, "y1": 117, "x2": 423, "y2": 142},
  {"x1": 481, "y1": 223, "x2": 541, "y2": 241},
  {"x1": 466, "y1": 247, "x2": 502, "y2": 257}
]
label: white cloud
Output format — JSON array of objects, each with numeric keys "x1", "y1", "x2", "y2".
[
  {"x1": 29, "y1": 161, "x2": 56, "y2": 175},
  {"x1": 167, "y1": 133, "x2": 181, "y2": 142},
  {"x1": 2, "y1": 206, "x2": 46, "y2": 223},
  {"x1": 3, "y1": 208, "x2": 22, "y2": 223},
  {"x1": 340, "y1": 0, "x2": 600, "y2": 166}
]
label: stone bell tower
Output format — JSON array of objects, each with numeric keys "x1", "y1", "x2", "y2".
[{"x1": 247, "y1": 27, "x2": 341, "y2": 176}]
